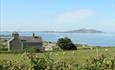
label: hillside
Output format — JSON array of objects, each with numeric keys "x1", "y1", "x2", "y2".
[{"x1": 63, "y1": 28, "x2": 104, "y2": 33}]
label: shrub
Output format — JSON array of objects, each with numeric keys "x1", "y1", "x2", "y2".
[
  {"x1": 0, "y1": 60, "x2": 29, "y2": 70},
  {"x1": 57, "y1": 37, "x2": 77, "y2": 50},
  {"x1": 0, "y1": 53, "x2": 115, "y2": 70},
  {"x1": 84, "y1": 54, "x2": 115, "y2": 70},
  {"x1": 53, "y1": 46, "x2": 62, "y2": 51},
  {"x1": 24, "y1": 47, "x2": 41, "y2": 53}
]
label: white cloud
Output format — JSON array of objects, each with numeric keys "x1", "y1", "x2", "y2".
[{"x1": 56, "y1": 9, "x2": 95, "y2": 23}]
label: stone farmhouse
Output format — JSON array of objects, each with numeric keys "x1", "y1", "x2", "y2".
[{"x1": 7, "y1": 32, "x2": 43, "y2": 51}]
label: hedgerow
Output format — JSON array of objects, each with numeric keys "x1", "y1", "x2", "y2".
[{"x1": 0, "y1": 53, "x2": 115, "y2": 70}]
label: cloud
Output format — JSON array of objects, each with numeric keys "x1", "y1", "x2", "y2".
[{"x1": 56, "y1": 9, "x2": 95, "y2": 23}]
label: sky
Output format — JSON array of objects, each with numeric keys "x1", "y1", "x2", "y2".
[{"x1": 0, "y1": 0, "x2": 115, "y2": 32}]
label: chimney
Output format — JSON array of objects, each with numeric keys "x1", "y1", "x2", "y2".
[
  {"x1": 12, "y1": 32, "x2": 19, "y2": 39},
  {"x1": 33, "y1": 33, "x2": 38, "y2": 38},
  {"x1": 33, "y1": 33, "x2": 35, "y2": 38}
]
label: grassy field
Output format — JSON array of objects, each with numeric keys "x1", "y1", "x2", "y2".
[{"x1": 0, "y1": 47, "x2": 115, "y2": 65}]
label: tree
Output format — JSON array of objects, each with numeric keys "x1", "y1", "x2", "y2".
[{"x1": 57, "y1": 37, "x2": 77, "y2": 50}]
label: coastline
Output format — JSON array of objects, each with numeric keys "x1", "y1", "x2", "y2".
[{"x1": 0, "y1": 32, "x2": 115, "y2": 47}]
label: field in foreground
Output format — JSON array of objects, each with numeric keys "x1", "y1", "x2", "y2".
[{"x1": 0, "y1": 47, "x2": 115, "y2": 64}]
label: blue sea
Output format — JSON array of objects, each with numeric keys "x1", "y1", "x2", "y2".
[{"x1": 0, "y1": 32, "x2": 115, "y2": 47}]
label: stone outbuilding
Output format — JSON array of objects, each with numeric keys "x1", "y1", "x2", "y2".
[{"x1": 8, "y1": 32, "x2": 43, "y2": 51}]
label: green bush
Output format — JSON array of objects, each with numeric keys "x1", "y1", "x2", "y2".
[
  {"x1": 0, "y1": 60, "x2": 29, "y2": 70},
  {"x1": 57, "y1": 37, "x2": 77, "y2": 50},
  {"x1": 0, "y1": 47, "x2": 41, "y2": 54},
  {"x1": 0, "y1": 53, "x2": 115, "y2": 70},
  {"x1": 24, "y1": 47, "x2": 41, "y2": 53},
  {"x1": 84, "y1": 54, "x2": 115, "y2": 70},
  {"x1": 53, "y1": 46, "x2": 62, "y2": 51}
]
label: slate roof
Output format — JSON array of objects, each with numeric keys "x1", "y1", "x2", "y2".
[{"x1": 19, "y1": 36, "x2": 42, "y2": 43}]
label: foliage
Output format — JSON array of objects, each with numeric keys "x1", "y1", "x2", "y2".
[
  {"x1": 52, "y1": 46, "x2": 62, "y2": 51},
  {"x1": 24, "y1": 47, "x2": 41, "y2": 53},
  {"x1": 84, "y1": 54, "x2": 115, "y2": 70},
  {"x1": 0, "y1": 60, "x2": 29, "y2": 70},
  {"x1": 57, "y1": 37, "x2": 77, "y2": 50},
  {"x1": 0, "y1": 47, "x2": 41, "y2": 54},
  {"x1": 0, "y1": 53, "x2": 115, "y2": 70}
]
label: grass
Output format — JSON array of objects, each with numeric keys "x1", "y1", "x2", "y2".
[{"x1": 0, "y1": 47, "x2": 115, "y2": 65}]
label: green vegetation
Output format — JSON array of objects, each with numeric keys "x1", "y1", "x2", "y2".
[
  {"x1": 0, "y1": 47, "x2": 115, "y2": 64},
  {"x1": 57, "y1": 37, "x2": 77, "y2": 50},
  {"x1": 0, "y1": 39, "x2": 7, "y2": 49},
  {"x1": 0, "y1": 51, "x2": 115, "y2": 70},
  {"x1": 0, "y1": 38, "x2": 115, "y2": 70}
]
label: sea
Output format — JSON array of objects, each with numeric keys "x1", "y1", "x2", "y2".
[{"x1": 0, "y1": 32, "x2": 115, "y2": 47}]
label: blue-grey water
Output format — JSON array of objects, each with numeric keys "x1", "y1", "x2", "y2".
[{"x1": 0, "y1": 32, "x2": 115, "y2": 46}]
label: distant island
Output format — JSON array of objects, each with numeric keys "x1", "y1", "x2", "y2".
[
  {"x1": 39, "y1": 28, "x2": 104, "y2": 33},
  {"x1": 0, "y1": 29, "x2": 104, "y2": 36},
  {"x1": 62, "y1": 28, "x2": 104, "y2": 33}
]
